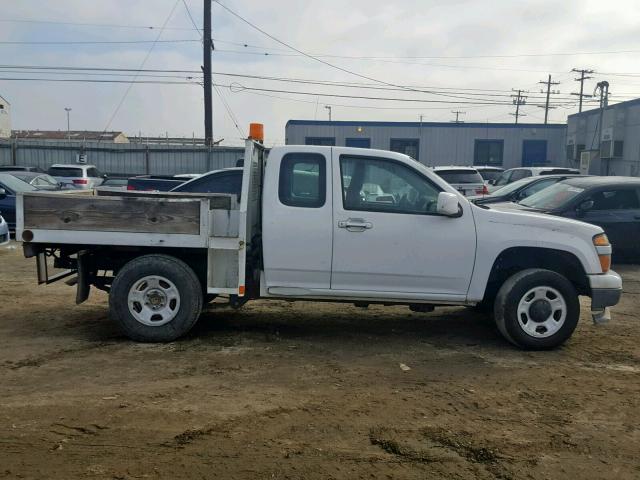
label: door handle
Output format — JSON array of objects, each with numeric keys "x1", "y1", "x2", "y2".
[{"x1": 338, "y1": 218, "x2": 373, "y2": 231}]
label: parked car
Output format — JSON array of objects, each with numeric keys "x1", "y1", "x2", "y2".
[
  {"x1": 48, "y1": 164, "x2": 105, "y2": 189},
  {"x1": 0, "y1": 214, "x2": 8, "y2": 245},
  {"x1": 432, "y1": 166, "x2": 488, "y2": 196},
  {"x1": 471, "y1": 174, "x2": 586, "y2": 205},
  {"x1": 127, "y1": 175, "x2": 187, "y2": 192},
  {"x1": 490, "y1": 176, "x2": 640, "y2": 262},
  {"x1": 0, "y1": 165, "x2": 44, "y2": 173},
  {"x1": 6, "y1": 171, "x2": 63, "y2": 191},
  {"x1": 0, "y1": 172, "x2": 38, "y2": 230},
  {"x1": 95, "y1": 177, "x2": 129, "y2": 193},
  {"x1": 170, "y1": 168, "x2": 243, "y2": 196},
  {"x1": 474, "y1": 166, "x2": 504, "y2": 185},
  {"x1": 489, "y1": 167, "x2": 580, "y2": 191}
]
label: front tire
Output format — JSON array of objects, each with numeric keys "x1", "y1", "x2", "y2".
[
  {"x1": 109, "y1": 254, "x2": 203, "y2": 342},
  {"x1": 494, "y1": 269, "x2": 580, "y2": 350}
]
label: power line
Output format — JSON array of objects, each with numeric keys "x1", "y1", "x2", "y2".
[
  {"x1": 0, "y1": 39, "x2": 200, "y2": 45},
  {"x1": 100, "y1": 0, "x2": 181, "y2": 138},
  {"x1": 210, "y1": 1, "x2": 516, "y2": 104},
  {"x1": 0, "y1": 18, "x2": 197, "y2": 30},
  {"x1": 182, "y1": 0, "x2": 245, "y2": 138}
]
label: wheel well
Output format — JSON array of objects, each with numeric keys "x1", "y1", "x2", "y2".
[{"x1": 483, "y1": 247, "x2": 589, "y2": 302}]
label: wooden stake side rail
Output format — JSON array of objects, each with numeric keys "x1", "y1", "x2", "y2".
[{"x1": 20, "y1": 191, "x2": 236, "y2": 240}]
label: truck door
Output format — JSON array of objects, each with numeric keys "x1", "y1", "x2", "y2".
[
  {"x1": 261, "y1": 148, "x2": 333, "y2": 291},
  {"x1": 330, "y1": 149, "x2": 476, "y2": 298}
]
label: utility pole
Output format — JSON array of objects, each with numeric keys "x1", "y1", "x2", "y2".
[
  {"x1": 324, "y1": 105, "x2": 332, "y2": 121},
  {"x1": 64, "y1": 107, "x2": 72, "y2": 141},
  {"x1": 510, "y1": 89, "x2": 527, "y2": 124},
  {"x1": 571, "y1": 68, "x2": 594, "y2": 113},
  {"x1": 594, "y1": 80, "x2": 610, "y2": 174},
  {"x1": 203, "y1": 0, "x2": 213, "y2": 146},
  {"x1": 450, "y1": 110, "x2": 465, "y2": 123},
  {"x1": 537, "y1": 75, "x2": 560, "y2": 124}
]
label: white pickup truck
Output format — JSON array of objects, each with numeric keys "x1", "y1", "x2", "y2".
[{"x1": 16, "y1": 139, "x2": 622, "y2": 349}]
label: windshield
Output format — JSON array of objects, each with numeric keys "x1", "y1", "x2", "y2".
[
  {"x1": 0, "y1": 173, "x2": 38, "y2": 193},
  {"x1": 490, "y1": 177, "x2": 534, "y2": 196},
  {"x1": 436, "y1": 169, "x2": 483, "y2": 184},
  {"x1": 519, "y1": 182, "x2": 584, "y2": 210},
  {"x1": 49, "y1": 167, "x2": 83, "y2": 177}
]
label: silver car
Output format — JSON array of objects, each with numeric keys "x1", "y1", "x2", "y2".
[
  {"x1": 432, "y1": 166, "x2": 488, "y2": 197},
  {"x1": 0, "y1": 214, "x2": 8, "y2": 245},
  {"x1": 48, "y1": 164, "x2": 105, "y2": 190}
]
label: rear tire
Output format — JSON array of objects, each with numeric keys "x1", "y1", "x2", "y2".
[
  {"x1": 494, "y1": 268, "x2": 580, "y2": 350},
  {"x1": 109, "y1": 254, "x2": 203, "y2": 342}
]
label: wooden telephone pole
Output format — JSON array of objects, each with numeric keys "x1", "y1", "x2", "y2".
[{"x1": 203, "y1": 0, "x2": 213, "y2": 146}]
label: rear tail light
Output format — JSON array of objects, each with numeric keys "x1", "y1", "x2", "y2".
[
  {"x1": 72, "y1": 178, "x2": 88, "y2": 185},
  {"x1": 126, "y1": 185, "x2": 136, "y2": 190},
  {"x1": 476, "y1": 184, "x2": 489, "y2": 195}
]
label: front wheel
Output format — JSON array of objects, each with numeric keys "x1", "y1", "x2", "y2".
[
  {"x1": 109, "y1": 254, "x2": 203, "y2": 342},
  {"x1": 494, "y1": 269, "x2": 580, "y2": 350}
]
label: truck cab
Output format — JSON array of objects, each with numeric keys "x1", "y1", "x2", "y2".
[{"x1": 16, "y1": 138, "x2": 622, "y2": 349}]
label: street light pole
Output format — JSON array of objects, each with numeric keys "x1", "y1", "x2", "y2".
[
  {"x1": 324, "y1": 105, "x2": 332, "y2": 121},
  {"x1": 64, "y1": 107, "x2": 72, "y2": 141}
]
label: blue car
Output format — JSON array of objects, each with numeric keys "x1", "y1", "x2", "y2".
[{"x1": 0, "y1": 172, "x2": 38, "y2": 231}]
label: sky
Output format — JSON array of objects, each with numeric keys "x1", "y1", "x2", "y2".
[{"x1": 1, "y1": 0, "x2": 639, "y2": 146}]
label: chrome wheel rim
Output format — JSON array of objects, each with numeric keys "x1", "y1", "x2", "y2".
[
  {"x1": 516, "y1": 286, "x2": 567, "y2": 338},
  {"x1": 128, "y1": 275, "x2": 180, "y2": 327}
]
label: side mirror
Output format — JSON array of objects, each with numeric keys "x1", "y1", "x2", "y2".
[
  {"x1": 102, "y1": 174, "x2": 109, "y2": 179},
  {"x1": 436, "y1": 192, "x2": 462, "y2": 217},
  {"x1": 0, "y1": 188, "x2": 5, "y2": 199},
  {"x1": 488, "y1": 179, "x2": 496, "y2": 186}
]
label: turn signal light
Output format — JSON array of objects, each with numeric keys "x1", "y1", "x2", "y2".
[
  {"x1": 593, "y1": 234, "x2": 611, "y2": 272},
  {"x1": 599, "y1": 254, "x2": 611, "y2": 273},
  {"x1": 593, "y1": 233, "x2": 610, "y2": 246}
]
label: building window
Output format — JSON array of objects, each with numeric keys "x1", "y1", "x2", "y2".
[
  {"x1": 278, "y1": 153, "x2": 326, "y2": 208},
  {"x1": 345, "y1": 138, "x2": 371, "y2": 148},
  {"x1": 305, "y1": 137, "x2": 335, "y2": 146},
  {"x1": 614, "y1": 141, "x2": 624, "y2": 158},
  {"x1": 474, "y1": 140, "x2": 504, "y2": 166},
  {"x1": 389, "y1": 139, "x2": 419, "y2": 160},
  {"x1": 566, "y1": 144, "x2": 575, "y2": 161}
]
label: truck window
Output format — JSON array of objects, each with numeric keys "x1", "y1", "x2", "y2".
[
  {"x1": 48, "y1": 167, "x2": 83, "y2": 177},
  {"x1": 340, "y1": 156, "x2": 440, "y2": 214},
  {"x1": 278, "y1": 153, "x2": 326, "y2": 208}
]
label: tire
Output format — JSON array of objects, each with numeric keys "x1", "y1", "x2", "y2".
[
  {"x1": 109, "y1": 254, "x2": 203, "y2": 342},
  {"x1": 494, "y1": 268, "x2": 580, "y2": 350}
]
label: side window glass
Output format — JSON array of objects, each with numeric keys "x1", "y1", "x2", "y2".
[
  {"x1": 510, "y1": 170, "x2": 530, "y2": 181},
  {"x1": 340, "y1": 156, "x2": 440, "y2": 214},
  {"x1": 278, "y1": 153, "x2": 326, "y2": 208},
  {"x1": 591, "y1": 190, "x2": 640, "y2": 210},
  {"x1": 494, "y1": 171, "x2": 511, "y2": 186}
]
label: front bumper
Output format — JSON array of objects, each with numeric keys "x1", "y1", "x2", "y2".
[
  {"x1": 589, "y1": 270, "x2": 623, "y2": 309},
  {"x1": 588, "y1": 270, "x2": 623, "y2": 324}
]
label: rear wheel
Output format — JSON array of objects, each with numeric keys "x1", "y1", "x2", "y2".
[
  {"x1": 494, "y1": 268, "x2": 580, "y2": 350},
  {"x1": 110, "y1": 254, "x2": 203, "y2": 342}
]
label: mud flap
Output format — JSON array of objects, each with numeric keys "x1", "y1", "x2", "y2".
[
  {"x1": 75, "y1": 251, "x2": 91, "y2": 305},
  {"x1": 592, "y1": 308, "x2": 611, "y2": 325}
]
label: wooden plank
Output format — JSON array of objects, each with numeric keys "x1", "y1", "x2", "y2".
[
  {"x1": 23, "y1": 194, "x2": 201, "y2": 235},
  {"x1": 96, "y1": 189, "x2": 234, "y2": 210}
]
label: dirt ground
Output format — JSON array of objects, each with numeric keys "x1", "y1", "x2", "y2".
[{"x1": 0, "y1": 242, "x2": 639, "y2": 480}]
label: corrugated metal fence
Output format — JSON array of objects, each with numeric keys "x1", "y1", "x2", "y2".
[{"x1": 0, "y1": 140, "x2": 245, "y2": 175}]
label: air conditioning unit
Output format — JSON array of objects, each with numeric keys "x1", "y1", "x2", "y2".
[{"x1": 600, "y1": 128, "x2": 623, "y2": 159}]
